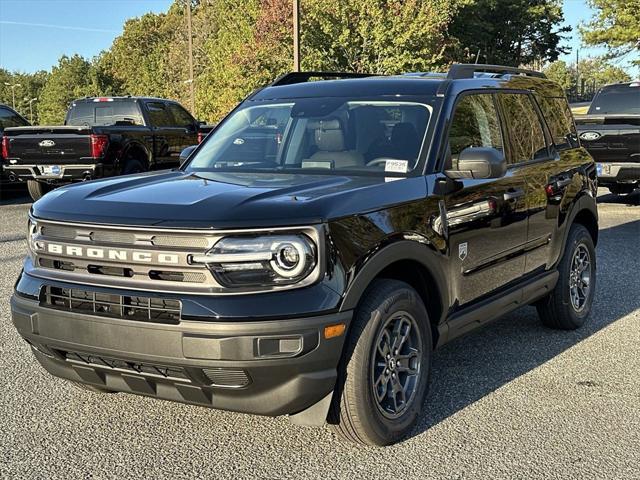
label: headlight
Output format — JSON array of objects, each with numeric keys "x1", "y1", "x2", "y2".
[
  {"x1": 190, "y1": 234, "x2": 318, "y2": 289},
  {"x1": 27, "y1": 218, "x2": 39, "y2": 257}
]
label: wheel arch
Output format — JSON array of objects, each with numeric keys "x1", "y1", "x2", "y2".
[{"x1": 339, "y1": 240, "x2": 449, "y2": 347}]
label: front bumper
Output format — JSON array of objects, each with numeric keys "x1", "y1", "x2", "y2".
[
  {"x1": 3, "y1": 163, "x2": 103, "y2": 182},
  {"x1": 11, "y1": 292, "x2": 351, "y2": 421},
  {"x1": 596, "y1": 162, "x2": 640, "y2": 185}
]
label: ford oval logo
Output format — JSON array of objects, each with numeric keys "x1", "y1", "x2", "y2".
[
  {"x1": 39, "y1": 139, "x2": 56, "y2": 147},
  {"x1": 580, "y1": 131, "x2": 601, "y2": 141}
]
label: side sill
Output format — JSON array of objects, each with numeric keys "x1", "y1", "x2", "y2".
[{"x1": 441, "y1": 270, "x2": 559, "y2": 345}]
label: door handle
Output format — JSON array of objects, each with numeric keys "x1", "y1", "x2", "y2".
[{"x1": 503, "y1": 188, "x2": 525, "y2": 201}]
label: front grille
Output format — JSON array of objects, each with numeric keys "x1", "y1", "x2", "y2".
[
  {"x1": 60, "y1": 350, "x2": 191, "y2": 382},
  {"x1": 202, "y1": 368, "x2": 250, "y2": 387},
  {"x1": 41, "y1": 286, "x2": 181, "y2": 324}
]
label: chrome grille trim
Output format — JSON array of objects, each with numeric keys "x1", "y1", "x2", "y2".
[{"x1": 27, "y1": 217, "x2": 324, "y2": 295}]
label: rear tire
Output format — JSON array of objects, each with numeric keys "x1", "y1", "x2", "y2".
[
  {"x1": 27, "y1": 180, "x2": 52, "y2": 201},
  {"x1": 122, "y1": 158, "x2": 145, "y2": 175},
  {"x1": 608, "y1": 184, "x2": 636, "y2": 195},
  {"x1": 329, "y1": 279, "x2": 432, "y2": 446},
  {"x1": 536, "y1": 224, "x2": 596, "y2": 330}
]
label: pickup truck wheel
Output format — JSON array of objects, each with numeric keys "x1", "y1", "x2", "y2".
[
  {"x1": 67, "y1": 380, "x2": 115, "y2": 394},
  {"x1": 536, "y1": 224, "x2": 596, "y2": 330},
  {"x1": 26, "y1": 180, "x2": 52, "y2": 201},
  {"x1": 122, "y1": 159, "x2": 145, "y2": 175},
  {"x1": 329, "y1": 279, "x2": 432, "y2": 446}
]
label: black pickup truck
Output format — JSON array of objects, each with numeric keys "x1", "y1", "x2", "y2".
[
  {"x1": 0, "y1": 103, "x2": 30, "y2": 191},
  {"x1": 575, "y1": 81, "x2": 640, "y2": 195},
  {"x1": 2, "y1": 97, "x2": 213, "y2": 200}
]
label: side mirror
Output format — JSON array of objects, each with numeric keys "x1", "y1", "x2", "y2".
[
  {"x1": 446, "y1": 147, "x2": 506, "y2": 179},
  {"x1": 179, "y1": 145, "x2": 197, "y2": 166}
]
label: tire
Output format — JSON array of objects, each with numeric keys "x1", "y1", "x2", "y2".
[
  {"x1": 536, "y1": 224, "x2": 596, "y2": 330},
  {"x1": 27, "y1": 180, "x2": 52, "y2": 201},
  {"x1": 122, "y1": 158, "x2": 145, "y2": 175},
  {"x1": 329, "y1": 279, "x2": 432, "y2": 446},
  {"x1": 67, "y1": 380, "x2": 115, "y2": 394}
]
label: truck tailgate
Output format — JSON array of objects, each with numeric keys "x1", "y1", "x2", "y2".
[
  {"x1": 4, "y1": 126, "x2": 93, "y2": 163},
  {"x1": 575, "y1": 115, "x2": 640, "y2": 163}
]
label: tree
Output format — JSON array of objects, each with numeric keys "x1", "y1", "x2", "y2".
[
  {"x1": 37, "y1": 55, "x2": 112, "y2": 124},
  {"x1": 543, "y1": 60, "x2": 573, "y2": 90},
  {"x1": 301, "y1": 0, "x2": 459, "y2": 74},
  {"x1": 581, "y1": 0, "x2": 640, "y2": 66},
  {"x1": 448, "y1": 0, "x2": 570, "y2": 66}
]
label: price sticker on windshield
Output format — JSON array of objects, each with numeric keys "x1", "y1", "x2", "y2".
[{"x1": 385, "y1": 159, "x2": 408, "y2": 174}]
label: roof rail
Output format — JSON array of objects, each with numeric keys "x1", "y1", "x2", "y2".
[
  {"x1": 271, "y1": 71, "x2": 377, "y2": 86},
  {"x1": 448, "y1": 64, "x2": 546, "y2": 80}
]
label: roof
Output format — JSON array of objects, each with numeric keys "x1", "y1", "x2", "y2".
[{"x1": 72, "y1": 96, "x2": 178, "y2": 103}]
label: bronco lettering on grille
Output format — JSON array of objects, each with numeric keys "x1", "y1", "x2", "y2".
[{"x1": 42, "y1": 242, "x2": 180, "y2": 264}]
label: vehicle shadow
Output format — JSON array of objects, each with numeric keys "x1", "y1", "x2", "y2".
[
  {"x1": 410, "y1": 218, "x2": 640, "y2": 438},
  {"x1": 0, "y1": 186, "x2": 31, "y2": 206}
]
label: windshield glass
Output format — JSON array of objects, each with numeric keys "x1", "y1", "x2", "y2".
[
  {"x1": 588, "y1": 85, "x2": 640, "y2": 114},
  {"x1": 187, "y1": 99, "x2": 432, "y2": 176}
]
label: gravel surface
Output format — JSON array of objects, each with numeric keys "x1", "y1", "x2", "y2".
[{"x1": 1, "y1": 188, "x2": 638, "y2": 480}]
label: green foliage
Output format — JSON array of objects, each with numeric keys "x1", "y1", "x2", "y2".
[
  {"x1": 543, "y1": 57, "x2": 632, "y2": 93},
  {"x1": 581, "y1": 0, "x2": 640, "y2": 66},
  {"x1": 37, "y1": 55, "x2": 116, "y2": 124},
  {"x1": 301, "y1": 0, "x2": 458, "y2": 74},
  {"x1": 448, "y1": 0, "x2": 570, "y2": 66}
]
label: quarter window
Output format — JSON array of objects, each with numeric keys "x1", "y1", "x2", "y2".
[
  {"x1": 446, "y1": 94, "x2": 503, "y2": 170},
  {"x1": 499, "y1": 93, "x2": 548, "y2": 163}
]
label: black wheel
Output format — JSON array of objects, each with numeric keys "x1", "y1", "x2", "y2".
[
  {"x1": 536, "y1": 224, "x2": 596, "y2": 330},
  {"x1": 26, "y1": 180, "x2": 52, "y2": 201},
  {"x1": 329, "y1": 279, "x2": 432, "y2": 446},
  {"x1": 122, "y1": 158, "x2": 145, "y2": 175},
  {"x1": 67, "y1": 380, "x2": 115, "y2": 394}
]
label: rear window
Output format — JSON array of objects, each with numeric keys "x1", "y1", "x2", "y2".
[
  {"x1": 588, "y1": 85, "x2": 640, "y2": 114},
  {"x1": 66, "y1": 101, "x2": 144, "y2": 126},
  {"x1": 536, "y1": 95, "x2": 578, "y2": 150}
]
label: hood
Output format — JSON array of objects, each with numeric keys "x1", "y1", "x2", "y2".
[{"x1": 32, "y1": 170, "x2": 428, "y2": 228}]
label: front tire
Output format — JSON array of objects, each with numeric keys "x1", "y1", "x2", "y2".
[
  {"x1": 27, "y1": 180, "x2": 52, "y2": 201},
  {"x1": 329, "y1": 279, "x2": 432, "y2": 446},
  {"x1": 536, "y1": 224, "x2": 596, "y2": 330}
]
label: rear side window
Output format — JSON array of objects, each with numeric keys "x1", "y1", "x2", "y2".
[
  {"x1": 588, "y1": 85, "x2": 640, "y2": 114},
  {"x1": 0, "y1": 107, "x2": 28, "y2": 129},
  {"x1": 167, "y1": 103, "x2": 195, "y2": 128},
  {"x1": 445, "y1": 93, "x2": 503, "y2": 170},
  {"x1": 66, "y1": 101, "x2": 144, "y2": 126},
  {"x1": 536, "y1": 96, "x2": 578, "y2": 150},
  {"x1": 499, "y1": 93, "x2": 548, "y2": 164},
  {"x1": 146, "y1": 102, "x2": 174, "y2": 127}
]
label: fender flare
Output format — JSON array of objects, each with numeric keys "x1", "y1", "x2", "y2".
[
  {"x1": 120, "y1": 141, "x2": 151, "y2": 170},
  {"x1": 556, "y1": 192, "x2": 598, "y2": 264},
  {"x1": 339, "y1": 240, "x2": 449, "y2": 322}
]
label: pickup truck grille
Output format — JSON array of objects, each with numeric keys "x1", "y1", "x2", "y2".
[
  {"x1": 41, "y1": 285, "x2": 181, "y2": 324},
  {"x1": 30, "y1": 219, "x2": 224, "y2": 294}
]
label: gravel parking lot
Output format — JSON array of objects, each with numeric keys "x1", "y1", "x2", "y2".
[{"x1": 1, "y1": 188, "x2": 638, "y2": 479}]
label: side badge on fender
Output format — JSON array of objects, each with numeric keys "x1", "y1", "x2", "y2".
[{"x1": 459, "y1": 242, "x2": 468, "y2": 261}]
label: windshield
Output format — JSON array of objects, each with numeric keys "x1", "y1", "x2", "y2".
[
  {"x1": 588, "y1": 85, "x2": 640, "y2": 115},
  {"x1": 187, "y1": 99, "x2": 432, "y2": 176}
]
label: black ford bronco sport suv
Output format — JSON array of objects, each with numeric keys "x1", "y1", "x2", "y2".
[{"x1": 11, "y1": 65, "x2": 598, "y2": 446}]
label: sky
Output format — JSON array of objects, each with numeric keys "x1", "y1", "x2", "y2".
[{"x1": 0, "y1": 0, "x2": 635, "y2": 75}]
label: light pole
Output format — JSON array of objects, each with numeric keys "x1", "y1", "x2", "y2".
[
  {"x1": 4, "y1": 82, "x2": 22, "y2": 110},
  {"x1": 25, "y1": 97, "x2": 37, "y2": 124},
  {"x1": 293, "y1": 0, "x2": 300, "y2": 71},
  {"x1": 186, "y1": 0, "x2": 195, "y2": 115}
]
